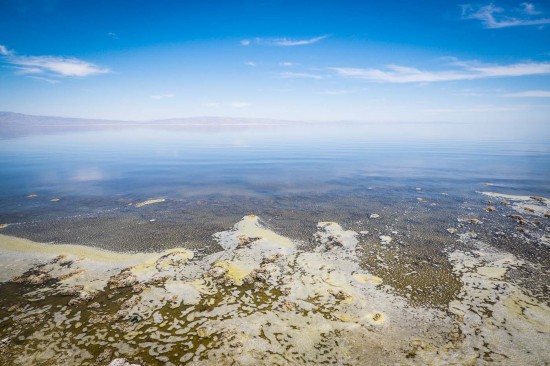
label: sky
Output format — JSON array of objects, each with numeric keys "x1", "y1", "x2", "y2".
[{"x1": 0, "y1": 0, "x2": 550, "y2": 122}]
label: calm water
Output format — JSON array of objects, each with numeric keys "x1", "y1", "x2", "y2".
[{"x1": 0, "y1": 122, "x2": 549, "y2": 251}]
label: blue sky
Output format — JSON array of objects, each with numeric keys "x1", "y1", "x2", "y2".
[{"x1": 1, "y1": 0, "x2": 549, "y2": 122}]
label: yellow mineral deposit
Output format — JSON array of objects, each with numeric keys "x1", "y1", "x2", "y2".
[
  {"x1": 0, "y1": 213, "x2": 549, "y2": 366},
  {"x1": 134, "y1": 198, "x2": 166, "y2": 207}
]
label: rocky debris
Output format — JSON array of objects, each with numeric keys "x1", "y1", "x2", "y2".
[
  {"x1": 243, "y1": 268, "x2": 270, "y2": 291},
  {"x1": 206, "y1": 265, "x2": 234, "y2": 286},
  {"x1": 379, "y1": 235, "x2": 392, "y2": 244},
  {"x1": 458, "y1": 217, "x2": 482, "y2": 225},
  {"x1": 95, "y1": 348, "x2": 113, "y2": 364},
  {"x1": 131, "y1": 283, "x2": 147, "y2": 293},
  {"x1": 262, "y1": 253, "x2": 283, "y2": 264},
  {"x1": 0, "y1": 337, "x2": 11, "y2": 352},
  {"x1": 530, "y1": 196, "x2": 546, "y2": 202},
  {"x1": 416, "y1": 197, "x2": 425, "y2": 202},
  {"x1": 219, "y1": 329, "x2": 237, "y2": 342},
  {"x1": 545, "y1": 213, "x2": 550, "y2": 219},
  {"x1": 485, "y1": 206, "x2": 496, "y2": 212},
  {"x1": 149, "y1": 273, "x2": 169, "y2": 285},
  {"x1": 522, "y1": 206, "x2": 535, "y2": 213},
  {"x1": 88, "y1": 302, "x2": 101, "y2": 309},
  {"x1": 500, "y1": 200, "x2": 510, "y2": 205},
  {"x1": 26, "y1": 194, "x2": 38, "y2": 198},
  {"x1": 11, "y1": 271, "x2": 52, "y2": 285},
  {"x1": 108, "y1": 358, "x2": 141, "y2": 366},
  {"x1": 108, "y1": 269, "x2": 138, "y2": 289},
  {"x1": 207, "y1": 266, "x2": 228, "y2": 279},
  {"x1": 370, "y1": 213, "x2": 380, "y2": 219},
  {"x1": 516, "y1": 226, "x2": 527, "y2": 232},
  {"x1": 509, "y1": 214, "x2": 528, "y2": 225},
  {"x1": 50, "y1": 198, "x2": 60, "y2": 202},
  {"x1": 446, "y1": 228, "x2": 458, "y2": 234},
  {"x1": 7, "y1": 304, "x2": 21, "y2": 312},
  {"x1": 325, "y1": 235, "x2": 345, "y2": 250},
  {"x1": 0, "y1": 224, "x2": 8, "y2": 229},
  {"x1": 237, "y1": 235, "x2": 260, "y2": 247},
  {"x1": 197, "y1": 327, "x2": 209, "y2": 338},
  {"x1": 68, "y1": 290, "x2": 97, "y2": 306},
  {"x1": 280, "y1": 300, "x2": 297, "y2": 312},
  {"x1": 329, "y1": 289, "x2": 352, "y2": 302}
]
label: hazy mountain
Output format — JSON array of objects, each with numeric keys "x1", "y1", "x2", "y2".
[{"x1": 0, "y1": 112, "x2": 295, "y2": 138}]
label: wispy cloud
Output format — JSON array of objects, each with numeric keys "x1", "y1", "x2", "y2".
[
  {"x1": 462, "y1": 3, "x2": 550, "y2": 28},
  {"x1": 331, "y1": 60, "x2": 550, "y2": 83},
  {"x1": 244, "y1": 61, "x2": 256, "y2": 66},
  {"x1": 240, "y1": 35, "x2": 328, "y2": 47},
  {"x1": 504, "y1": 90, "x2": 550, "y2": 97},
  {"x1": 522, "y1": 2, "x2": 542, "y2": 15},
  {"x1": 0, "y1": 44, "x2": 12, "y2": 56},
  {"x1": 0, "y1": 43, "x2": 111, "y2": 79},
  {"x1": 280, "y1": 62, "x2": 294, "y2": 67},
  {"x1": 28, "y1": 76, "x2": 60, "y2": 84},
  {"x1": 107, "y1": 32, "x2": 119, "y2": 39},
  {"x1": 150, "y1": 94, "x2": 175, "y2": 100},
  {"x1": 279, "y1": 71, "x2": 325, "y2": 79}
]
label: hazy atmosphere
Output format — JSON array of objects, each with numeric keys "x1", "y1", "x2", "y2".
[{"x1": 1, "y1": 1, "x2": 549, "y2": 366}]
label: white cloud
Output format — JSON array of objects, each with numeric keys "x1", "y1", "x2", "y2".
[
  {"x1": 331, "y1": 61, "x2": 550, "y2": 83},
  {"x1": 0, "y1": 44, "x2": 111, "y2": 79},
  {"x1": 521, "y1": 2, "x2": 541, "y2": 15},
  {"x1": 241, "y1": 35, "x2": 328, "y2": 47},
  {"x1": 150, "y1": 94, "x2": 175, "y2": 100},
  {"x1": 244, "y1": 61, "x2": 256, "y2": 66},
  {"x1": 11, "y1": 56, "x2": 110, "y2": 77},
  {"x1": 504, "y1": 90, "x2": 550, "y2": 97},
  {"x1": 272, "y1": 35, "x2": 328, "y2": 46},
  {"x1": 280, "y1": 62, "x2": 294, "y2": 67},
  {"x1": 280, "y1": 71, "x2": 325, "y2": 79},
  {"x1": 0, "y1": 44, "x2": 12, "y2": 56},
  {"x1": 462, "y1": 3, "x2": 550, "y2": 28},
  {"x1": 107, "y1": 32, "x2": 119, "y2": 39}
]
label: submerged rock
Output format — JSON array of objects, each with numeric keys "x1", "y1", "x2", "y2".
[{"x1": 108, "y1": 358, "x2": 141, "y2": 366}]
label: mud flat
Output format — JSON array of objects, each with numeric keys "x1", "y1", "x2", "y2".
[{"x1": 0, "y1": 211, "x2": 549, "y2": 365}]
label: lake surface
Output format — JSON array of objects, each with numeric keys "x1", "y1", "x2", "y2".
[{"x1": 0, "y1": 122, "x2": 549, "y2": 365}]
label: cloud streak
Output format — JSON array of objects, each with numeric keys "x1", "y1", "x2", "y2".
[
  {"x1": 331, "y1": 61, "x2": 550, "y2": 83},
  {"x1": 241, "y1": 35, "x2": 328, "y2": 47},
  {"x1": 504, "y1": 90, "x2": 550, "y2": 97},
  {"x1": 462, "y1": 3, "x2": 550, "y2": 28},
  {"x1": 0, "y1": 43, "x2": 110, "y2": 79}
]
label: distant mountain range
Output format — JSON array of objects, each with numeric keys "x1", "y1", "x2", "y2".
[{"x1": 0, "y1": 112, "x2": 296, "y2": 138}]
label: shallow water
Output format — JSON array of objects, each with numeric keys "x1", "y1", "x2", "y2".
[{"x1": 0, "y1": 122, "x2": 549, "y2": 365}]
